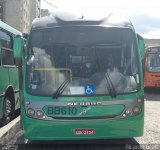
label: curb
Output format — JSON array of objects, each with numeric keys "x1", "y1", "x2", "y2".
[{"x1": 0, "y1": 116, "x2": 20, "y2": 145}]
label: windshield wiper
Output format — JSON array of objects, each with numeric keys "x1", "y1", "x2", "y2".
[
  {"x1": 94, "y1": 46, "x2": 116, "y2": 98},
  {"x1": 104, "y1": 72, "x2": 117, "y2": 98},
  {"x1": 52, "y1": 79, "x2": 70, "y2": 99}
]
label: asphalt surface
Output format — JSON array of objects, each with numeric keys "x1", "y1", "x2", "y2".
[{"x1": 0, "y1": 88, "x2": 160, "y2": 150}]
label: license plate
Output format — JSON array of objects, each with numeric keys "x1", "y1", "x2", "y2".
[
  {"x1": 74, "y1": 129, "x2": 95, "y2": 135},
  {"x1": 47, "y1": 106, "x2": 77, "y2": 115}
]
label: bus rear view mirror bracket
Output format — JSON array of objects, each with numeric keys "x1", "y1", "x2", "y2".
[{"x1": 23, "y1": 33, "x2": 29, "y2": 39}]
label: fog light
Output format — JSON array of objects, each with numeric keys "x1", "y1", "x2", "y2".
[
  {"x1": 36, "y1": 110, "x2": 44, "y2": 118},
  {"x1": 27, "y1": 108, "x2": 35, "y2": 116},
  {"x1": 133, "y1": 106, "x2": 141, "y2": 114}
]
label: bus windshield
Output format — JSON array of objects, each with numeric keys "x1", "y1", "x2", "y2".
[
  {"x1": 26, "y1": 27, "x2": 140, "y2": 96},
  {"x1": 147, "y1": 53, "x2": 160, "y2": 72}
]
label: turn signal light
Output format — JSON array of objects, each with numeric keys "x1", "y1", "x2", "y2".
[{"x1": 27, "y1": 108, "x2": 35, "y2": 116}]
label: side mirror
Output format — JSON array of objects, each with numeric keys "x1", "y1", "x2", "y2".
[
  {"x1": 137, "y1": 34, "x2": 145, "y2": 79},
  {"x1": 0, "y1": 40, "x2": 1, "y2": 55},
  {"x1": 137, "y1": 34, "x2": 145, "y2": 60},
  {"x1": 13, "y1": 35, "x2": 23, "y2": 59},
  {"x1": 0, "y1": 40, "x2": 1, "y2": 64}
]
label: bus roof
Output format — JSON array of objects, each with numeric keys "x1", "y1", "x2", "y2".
[
  {"x1": 0, "y1": 20, "x2": 22, "y2": 36},
  {"x1": 147, "y1": 45, "x2": 160, "y2": 48},
  {"x1": 31, "y1": 11, "x2": 134, "y2": 30}
]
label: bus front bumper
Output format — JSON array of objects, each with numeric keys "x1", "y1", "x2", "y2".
[
  {"x1": 145, "y1": 79, "x2": 160, "y2": 87},
  {"x1": 22, "y1": 112, "x2": 144, "y2": 141}
]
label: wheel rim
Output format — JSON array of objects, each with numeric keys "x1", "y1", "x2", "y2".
[{"x1": 4, "y1": 98, "x2": 12, "y2": 117}]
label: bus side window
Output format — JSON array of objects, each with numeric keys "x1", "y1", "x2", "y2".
[
  {"x1": 2, "y1": 49, "x2": 14, "y2": 66},
  {"x1": 0, "y1": 30, "x2": 14, "y2": 66}
]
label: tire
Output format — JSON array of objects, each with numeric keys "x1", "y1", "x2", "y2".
[{"x1": 0, "y1": 96, "x2": 15, "y2": 126}]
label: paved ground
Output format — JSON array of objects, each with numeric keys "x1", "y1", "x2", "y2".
[
  {"x1": 135, "y1": 101, "x2": 160, "y2": 144},
  {"x1": 134, "y1": 88, "x2": 160, "y2": 145},
  {"x1": 0, "y1": 116, "x2": 20, "y2": 138}
]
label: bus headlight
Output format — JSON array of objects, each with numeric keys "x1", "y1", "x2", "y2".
[
  {"x1": 36, "y1": 110, "x2": 45, "y2": 118},
  {"x1": 133, "y1": 106, "x2": 141, "y2": 114},
  {"x1": 27, "y1": 108, "x2": 35, "y2": 116},
  {"x1": 125, "y1": 108, "x2": 132, "y2": 115}
]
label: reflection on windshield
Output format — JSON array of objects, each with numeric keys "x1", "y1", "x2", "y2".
[
  {"x1": 26, "y1": 27, "x2": 139, "y2": 96},
  {"x1": 147, "y1": 53, "x2": 160, "y2": 72}
]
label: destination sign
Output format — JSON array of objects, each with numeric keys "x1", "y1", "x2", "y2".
[{"x1": 149, "y1": 47, "x2": 160, "y2": 52}]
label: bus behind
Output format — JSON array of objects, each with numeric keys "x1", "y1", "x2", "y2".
[
  {"x1": 0, "y1": 21, "x2": 22, "y2": 125},
  {"x1": 144, "y1": 46, "x2": 160, "y2": 88}
]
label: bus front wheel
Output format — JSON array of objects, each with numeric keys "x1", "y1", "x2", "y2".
[{"x1": 0, "y1": 96, "x2": 15, "y2": 126}]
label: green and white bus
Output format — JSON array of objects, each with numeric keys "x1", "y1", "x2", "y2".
[
  {"x1": 14, "y1": 11, "x2": 145, "y2": 141},
  {"x1": 0, "y1": 21, "x2": 22, "y2": 125}
]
